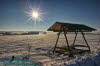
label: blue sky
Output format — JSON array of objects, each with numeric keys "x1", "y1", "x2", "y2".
[{"x1": 0, "y1": 0, "x2": 100, "y2": 31}]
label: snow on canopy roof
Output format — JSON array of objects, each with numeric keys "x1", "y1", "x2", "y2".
[{"x1": 47, "y1": 22, "x2": 96, "y2": 32}]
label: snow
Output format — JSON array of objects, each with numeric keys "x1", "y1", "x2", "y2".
[{"x1": 0, "y1": 33, "x2": 100, "y2": 66}]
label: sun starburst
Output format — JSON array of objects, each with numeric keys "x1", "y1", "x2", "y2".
[{"x1": 25, "y1": 8, "x2": 43, "y2": 23}]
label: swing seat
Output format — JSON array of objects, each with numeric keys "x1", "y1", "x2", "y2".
[
  {"x1": 56, "y1": 45, "x2": 75, "y2": 50},
  {"x1": 71, "y1": 45, "x2": 88, "y2": 47}
]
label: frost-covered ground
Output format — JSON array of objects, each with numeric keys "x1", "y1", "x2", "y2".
[{"x1": 0, "y1": 33, "x2": 100, "y2": 66}]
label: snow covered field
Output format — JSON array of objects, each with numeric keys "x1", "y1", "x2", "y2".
[{"x1": 0, "y1": 33, "x2": 100, "y2": 66}]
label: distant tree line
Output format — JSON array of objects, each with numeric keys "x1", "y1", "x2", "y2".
[
  {"x1": 21, "y1": 31, "x2": 39, "y2": 35},
  {"x1": 0, "y1": 31, "x2": 47, "y2": 35}
]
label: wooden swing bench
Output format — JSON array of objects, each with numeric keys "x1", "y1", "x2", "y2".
[
  {"x1": 55, "y1": 45, "x2": 90, "y2": 56},
  {"x1": 47, "y1": 22, "x2": 96, "y2": 57}
]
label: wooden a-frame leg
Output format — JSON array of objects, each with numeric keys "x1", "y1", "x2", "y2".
[
  {"x1": 81, "y1": 31, "x2": 90, "y2": 51},
  {"x1": 63, "y1": 30, "x2": 73, "y2": 57},
  {"x1": 72, "y1": 32, "x2": 78, "y2": 45},
  {"x1": 63, "y1": 31, "x2": 70, "y2": 50},
  {"x1": 53, "y1": 31, "x2": 61, "y2": 53}
]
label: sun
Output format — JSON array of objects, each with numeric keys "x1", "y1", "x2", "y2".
[
  {"x1": 32, "y1": 12, "x2": 39, "y2": 18},
  {"x1": 25, "y1": 7, "x2": 46, "y2": 23},
  {"x1": 25, "y1": 10, "x2": 42, "y2": 23}
]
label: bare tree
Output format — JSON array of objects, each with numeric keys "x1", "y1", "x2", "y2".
[
  {"x1": 26, "y1": 44, "x2": 32, "y2": 58},
  {"x1": 98, "y1": 35, "x2": 100, "y2": 45}
]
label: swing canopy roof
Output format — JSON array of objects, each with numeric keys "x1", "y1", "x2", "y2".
[{"x1": 47, "y1": 22, "x2": 96, "y2": 32}]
